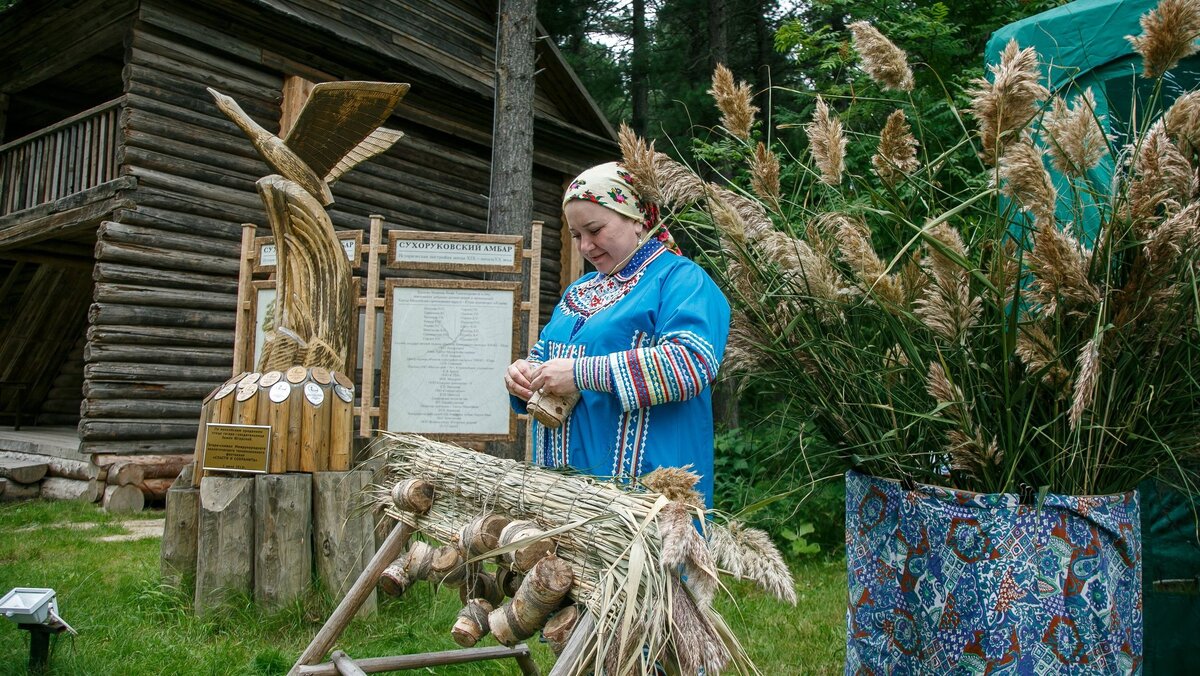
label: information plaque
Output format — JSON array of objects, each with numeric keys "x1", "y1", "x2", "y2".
[
  {"x1": 387, "y1": 231, "x2": 522, "y2": 273},
  {"x1": 381, "y1": 279, "x2": 519, "y2": 440},
  {"x1": 203, "y1": 423, "x2": 271, "y2": 473}
]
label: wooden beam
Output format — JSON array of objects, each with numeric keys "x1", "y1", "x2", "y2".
[
  {"x1": 295, "y1": 645, "x2": 535, "y2": 676},
  {"x1": 279, "y1": 75, "x2": 315, "y2": 138},
  {"x1": 0, "y1": 177, "x2": 135, "y2": 250}
]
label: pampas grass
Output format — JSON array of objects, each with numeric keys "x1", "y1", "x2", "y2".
[
  {"x1": 709, "y1": 63, "x2": 759, "y2": 141},
  {"x1": 968, "y1": 39, "x2": 1048, "y2": 165},
  {"x1": 873, "y1": 109, "x2": 920, "y2": 186},
  {"x1": 848, "y1": 21, "x2": 914, "y2": 92},
  {"x1": 807, "y1": 97, "x2": 846, "y2": 186},
  {"x1": 1127, "y1": 0, "x2": 1200, "y2": 78},
  {"x1": 1042, "y1": 88, "x2": 1107, "y2": 176}
]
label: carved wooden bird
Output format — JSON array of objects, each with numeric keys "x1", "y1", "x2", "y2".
[{"x1": 207, "y1": 81, "x2": 410, "y2": 206}]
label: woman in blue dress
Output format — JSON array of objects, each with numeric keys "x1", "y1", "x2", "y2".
[{"x1": 505, "y1": 162, "x2": 730, "y2": 507}]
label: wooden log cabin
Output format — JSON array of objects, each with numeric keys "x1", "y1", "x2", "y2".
[{"x1": 0, "y1": 0, "x2": 615, "y2": 461}]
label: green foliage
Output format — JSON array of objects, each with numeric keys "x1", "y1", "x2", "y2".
[{"x1": 0, "y1": 500, "x2": 845, "y2": 673}]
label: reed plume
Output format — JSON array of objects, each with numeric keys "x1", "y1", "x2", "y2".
[
  {"x1": 915, "y1": 224, "x2": 981, "y2": 343},
  {"x1": 750, "y1": 142, "x2": 782, "y2": 213},
  {"x1": 707, "y1": 521, "x2": 796, "y2": 605},
  {"x1": 872, "y1": 109, "x2": 920, "y2": 186},
  {"x1": 1164, "y1": 89, "x2": 1200, "y2": 155},
  {"x1": 807, "y1": 96, "x2": 846, "y2": 186},
  {"x1": 642, "y1": 466, "x2": 705, "y2": 510},
  {"x1": 1015, "y1": 323, "x2": 1070, "y2": 388},
  {"x1": 1070, "y1": 334, "x2": 1103, "y2": 430},
  {"x1": 1041, "y1": 88, "x2": 1107, "y2": 176},
  {"x1": 1127, "y1": 121, "x2": 1195, "y2": 227},
  {"x1": 835, "y1": 216, "x2": 905, "y2": 306},
  {"x1": 1127, "y1": 0, "x2": 1200, "y2": 78},
  {"x1": 998, "y1": 139, "x2": 1057, "y2": 223},
  {"x1": 968, "y1": 39, "x2": 1048, "y2": 165},
  {"x1": 709, "y1": 64, "x2": 758, "y2": 141},
  {"x1": 927, "y1": 363, "x2": 1002, "y2": 478},
  {"x1": 618, "y1": 122, "x2": 663, "y2": 203},
  {"x1": 1026, "y1": 217, "x2": 1101, "y2": 314},
  {"x1": 848, "y1": 21, "x2": 914, "y2": 92}
]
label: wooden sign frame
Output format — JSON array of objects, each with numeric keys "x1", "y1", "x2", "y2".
[
  {"x1": 379, "y1": 278, "x2": 521, "y2": 441},
  {"x1": 253, "y1": 230, "x2": 363, "y2": 274},
  {"x1": 386, "y1": 230, "x2": 523, "y2": 273}
]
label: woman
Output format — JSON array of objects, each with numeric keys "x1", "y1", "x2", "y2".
[{"x1": 506, "y1": 162, "x2": 730, "y2": 507}]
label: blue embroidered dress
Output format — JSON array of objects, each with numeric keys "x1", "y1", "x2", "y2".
[{"x1": 512, "y1": 239, "x2": 730, "y2": 507}]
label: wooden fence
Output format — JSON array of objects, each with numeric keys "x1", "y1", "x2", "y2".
[{"x1": 0, "y1": 97, "x2": 122, "y2": 217}]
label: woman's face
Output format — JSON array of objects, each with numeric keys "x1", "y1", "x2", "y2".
[{"x1": 565, "y1": 199, "x2": 646, "y2": 275}]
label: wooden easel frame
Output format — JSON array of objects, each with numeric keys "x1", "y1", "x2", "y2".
[{"x1": 233, "y1": 217, "x2": 545, "y2": 446}]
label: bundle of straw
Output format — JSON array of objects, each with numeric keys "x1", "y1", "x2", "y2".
[{"x1": 372, "y1": 433, "x2": 792, "y2": 675}]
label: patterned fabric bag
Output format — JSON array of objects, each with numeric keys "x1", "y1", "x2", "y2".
[{"x1": 845, "y1": 470, "x2": 1142, "y2": 674}]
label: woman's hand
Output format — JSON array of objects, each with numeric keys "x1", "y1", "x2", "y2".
[
  {"x1": 505, "y1": 359, "x2": 536, "y2": 401},
  {"x1": 529, "y1": 358, "x2": 579, "y2": 396}
]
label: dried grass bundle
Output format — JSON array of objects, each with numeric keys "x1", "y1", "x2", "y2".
[
  {"x1": 872, "y1": 109, "x2": 920, "y2": 186},
  {"x1": 998, "y1": 140, "x2": 1057, "y2": 223},
  {"x1": 707, "y1": 521, "x2": 797, "y2": 605},
  {"x1": 968, "y1": 39, "x2": 1048, "y2": 165},
  {"x1": 642, "y1": 466, "x2": 705, "y2": 509},
  {"x1": 835, "y1": 216, "x2": 905, "y2": 307},
  {"x1": 709, "y1": 63, "x2": 759, "y2": 141},
  {"x1": 372, "y1": 433, "x2": 766, "y2": 676},
  {"x1": 807, "y1": 97, "x2": 847, "y2": 186},
  {"x1": 915, "y1": 224, "x2": 981, "y2": 343},
  {"x1": 1127, "y1": 0, "x2": 1200, "y2": 78},
  {"x1": 849, "y1": 21, "x2": 914, "y2": 92},
  {"x1": 1042, "y1": 88, "x2": 1107, "y2": 176}
]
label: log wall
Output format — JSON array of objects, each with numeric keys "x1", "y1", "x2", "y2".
[{"x1": 77, "y1": 0, "x2": 614, "y2": 455}]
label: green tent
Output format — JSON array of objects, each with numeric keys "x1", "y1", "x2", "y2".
[{"x1": 988, "y1": 2, "x2": 1200, "y2": 672}]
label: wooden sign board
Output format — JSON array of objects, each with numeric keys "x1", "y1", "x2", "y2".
[
  {"x1": 254, "y1": 230, "x2": 363, "y2": 273},
  {"x1": 380, "y1": 279, "x2": 520, "y2": 440},
  {"x1": 203, "y1": 423, "x2": 271, "y2": 473},
  {"x1": 386, "y1": 231, "x2": 522, "y2": 273}
]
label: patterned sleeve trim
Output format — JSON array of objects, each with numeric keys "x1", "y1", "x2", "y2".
[
  {"x1": 606, "y1": 330, "x2": 722, "y2": 411},
  {"x1": 574, "y1": 355, "x2": 614, "y2": 393}
]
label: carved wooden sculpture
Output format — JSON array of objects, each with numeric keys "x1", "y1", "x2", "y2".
[{"x1": 209, "y1": 82, "x2": 409, "y2": 372}]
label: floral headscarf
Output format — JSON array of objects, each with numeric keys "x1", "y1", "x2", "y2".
[{"x1": 562, "y1": 162, "x2": 681, "y2": 255}]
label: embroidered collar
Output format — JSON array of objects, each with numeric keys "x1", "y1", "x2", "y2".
[{"x1": 606, "y1": 239, "x2": 666, "y2": 282}]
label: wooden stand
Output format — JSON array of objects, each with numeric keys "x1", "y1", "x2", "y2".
[
  {"x1": 289, "y1": 486, "x2": 539, "y2": 676},
  {"x1": 194, "y1": 476, "x2": 255, "y2": 616},
  {"x1": 254, "y1": 473, "x2": 312, "y2": 610},
  {"x1": 313, "y1": 470, "x2": 376, "y2": 617}
]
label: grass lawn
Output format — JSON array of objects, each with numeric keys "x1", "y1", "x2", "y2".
[{"x1": 0, "y1": 500, "x2": 845, "y2": 674}]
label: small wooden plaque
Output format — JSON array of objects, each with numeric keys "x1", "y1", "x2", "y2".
[{"x1": 203, "y1": 423, "x2": 272, "y2": 473}]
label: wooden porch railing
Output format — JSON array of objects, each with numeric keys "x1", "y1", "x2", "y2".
[{"x1": 0, "y1": 97, "x2": 123, "y2": 217}]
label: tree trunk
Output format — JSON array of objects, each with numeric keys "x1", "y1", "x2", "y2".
[
  {"x1": 254, "y1": 473, "x2": 312, "y2": 610},
  {"x1": 489, "y1": 0, "x2": 537, "y2": 462},
  {"x1": 630, "y1": 0, "x2": 650, "y2": 138},
  {"x1": 708, "y1": 0, "x2": 728, "y2": 71}
]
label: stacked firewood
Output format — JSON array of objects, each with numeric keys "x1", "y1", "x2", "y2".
[
  {"x1": 0, "y1": 450, "x2": 186, "y2": 511},
  {"x1": 372, "y1": 434, "x2": 797, "y2": 676}
]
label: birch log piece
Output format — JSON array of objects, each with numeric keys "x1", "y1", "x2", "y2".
[
  {"x1": 195, "y1": 476, "x2": 255, "y2": 617},
  {"x1": 498, "y1": 520, "x2": 556, "y2": 573},
  {"x1": 103, "y1": 484, "x2": 146, "y2": 513},
  {"x1": 40, "y1": 477, "x2": 104, "y2": 502},
  {"x1": 254, "y1": 473, "x2": 312, "y2": 610},
  {"x1": 496, "y1": 567, "x2": 524, "y2": 599},
  {"x1": 390, "y1": 478, "x2": 434, "y2": 514},
  {"x1": 451, "y1": 598, "x2": 494, "y2": 647},
  {"x1": 542, "y1": 605, "x2": 581, "y2": 656},
  {"x1": 458, "y1": 570, "x2": 504, "y2": 607},
  {"x1": 313, "y1": 471, "x2": 376, "y2": 617},
  {"x1": 378, "y1": 540, "x2": 434, "y2": 597},
  {"x1": 161, "y1": 477, "x2": 200, "y2": 592},
  {"x1": 105, "y1": 460, "x2": 146, "y2": 487},
  {"x1": 489, "y1": 555, "x2": 574, "y2": 646},
  {"x1": 429, "y1": 545, "x2": 468, "y2": 587},
  {"x1": 0, "y1": 452, "x2": 101, "y2": 481},
  {"x1": 460, "y1": 513, "x2": 511, "y2": 557}
]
